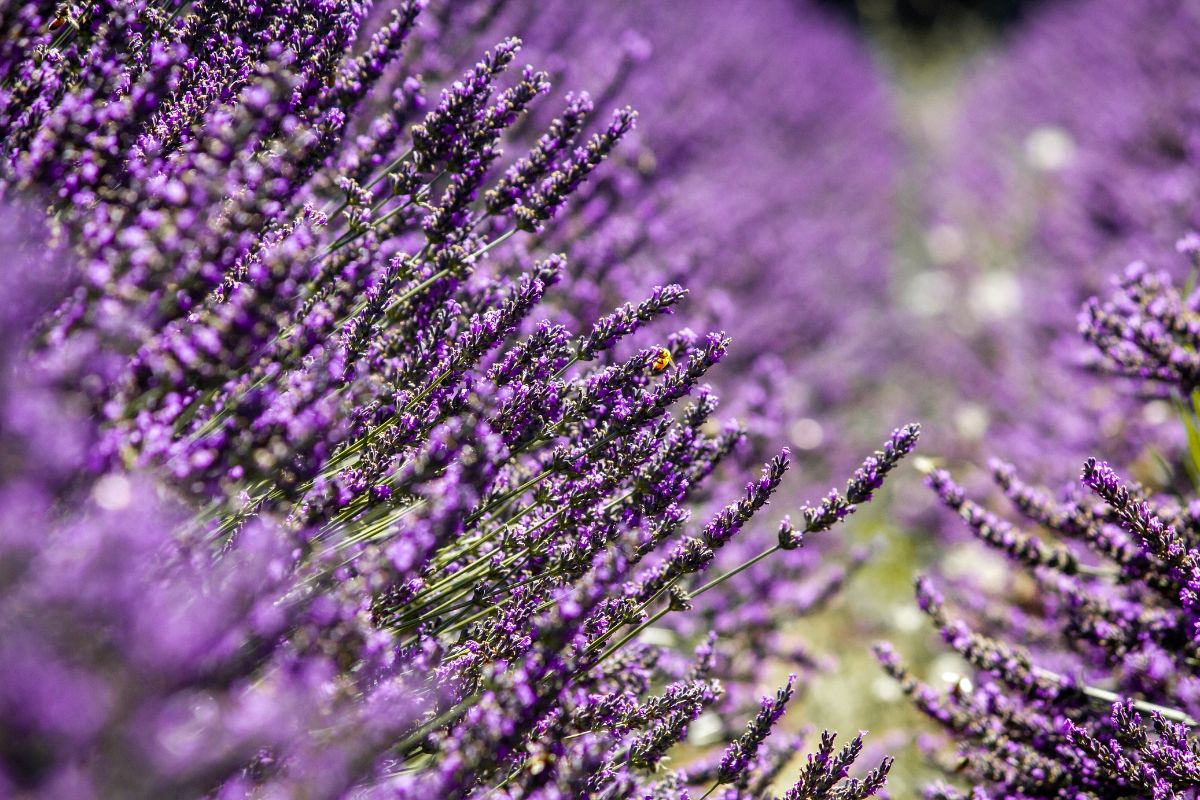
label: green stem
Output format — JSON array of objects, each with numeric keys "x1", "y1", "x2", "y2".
[
  {"x1": 393, "y1": 695, "x2": 479, "y2": 759},
  {"x1": 592, "y1": 606, "x2": 669, "y2": 666},
  {"x1": 690, "y1": 544, "x2": 781, "y2": 598},
  {"x1": 1032, "y1": 667, "x2": 1198, "y2": 726}
]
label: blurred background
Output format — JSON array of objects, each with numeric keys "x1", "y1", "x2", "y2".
[{"x1": 821, "y1": 0, "x2": 1042, "y2": 33}]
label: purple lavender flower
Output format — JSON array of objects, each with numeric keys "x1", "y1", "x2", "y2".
[
  {"x1": 714, "y1": 675, "x2": 796, "y2": 786},
  {"x1": 0, "y1": 4, "x2": 912, "y2": 798},
  {"x1": 468, "y1": 0, "x2": 902, "y2": 466},
  {"x1": 884, "y1": 237, "x2": 1200, "y2": 798}
]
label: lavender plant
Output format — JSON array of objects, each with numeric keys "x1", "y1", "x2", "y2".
[
  {"x1": 469, "y1": 0, "x2": 909, "y2": 712},
  {"x1": 467, "y1": 0, "x2": 903, "y2": 465},
  {"x1": 879, "y1": 238, "x2": 1200, "y2": 798},
  {"x1": 0, "y1": 3, "x2": 911, "y2": 797},
  {"x1": 0, "y1": 200, "x2": 406, "y2": 799}
]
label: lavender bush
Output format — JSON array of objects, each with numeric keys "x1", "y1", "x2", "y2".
[
  {"x1": 880, "y1": 238, "x2": 1200, "y2": 798},
  {"x1": 0, "y1": 2, "x2": 914, "y2": 797},
  {"x1": 475, "y1": 1, "x2": 909, "y2": 712},
  {"x1": 456, "y1": 0, "x2": 905, "y2": 475}
]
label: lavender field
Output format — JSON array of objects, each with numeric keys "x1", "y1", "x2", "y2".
[{"x1": 2, "y1": 1, "x2": 1199, "y2": 798}]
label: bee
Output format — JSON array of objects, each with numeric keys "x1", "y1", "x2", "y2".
[
  {"x1": 651, "y1": 347, "x2": 673, "y2": 373},
  {"x1": 49, "y1": 15, "x2": 68, "y2": 31}
]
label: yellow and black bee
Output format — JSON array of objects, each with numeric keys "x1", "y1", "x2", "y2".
[{"x1": 651, "y1": 347, "x2": 673, "y2": 373}]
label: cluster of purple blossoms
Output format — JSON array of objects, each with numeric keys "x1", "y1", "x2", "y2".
[
  {"x1": 464, "y1": 0, "x2": 903, "y2": 464},
  {"x1": 0, "y1": 202, "x2": 423, "y2": 799},
  {"x1": 465, "y1": 0, "x2": 909, "y2": 704},
  {"x1": 0, "y1": 2, "x2": 914, "y2": 798},
  {"x1": 880, "y1": 236, "x2": 1200, "y2": 798},
  {"x1": 24, "y1": 0, "x2": 1200, "y2": 797}
]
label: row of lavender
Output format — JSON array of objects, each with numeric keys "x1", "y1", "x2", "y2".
[
  {"x1": 2, "y1": 0, "x2": 1200, "y2": 798},
  {"x1": 882, "y1": 0, "x2": 1200, "y2": 796},
  {"x1": 884, "y1": 248, "x2": 1200, "y2": 798},
  {"x1": 0, "y1": 1, "x2": 910, "y2": 798}
]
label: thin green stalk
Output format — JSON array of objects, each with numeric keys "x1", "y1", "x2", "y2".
[
  {"x1": 690, "y1": 544, "x2": 781, "y2": 598},
  {"x1": 592, "y1": 606, "x2": 668, "y2": 667},
  {"x1": 1032, "y1": 666, "x2": 1198, "y2": 726},
  {"x1": 393, "y1": 695, "x2": 479, "y2": 760},
  {"x1": 583, "y1": 584, "x2": 672, "y2": 658}
]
